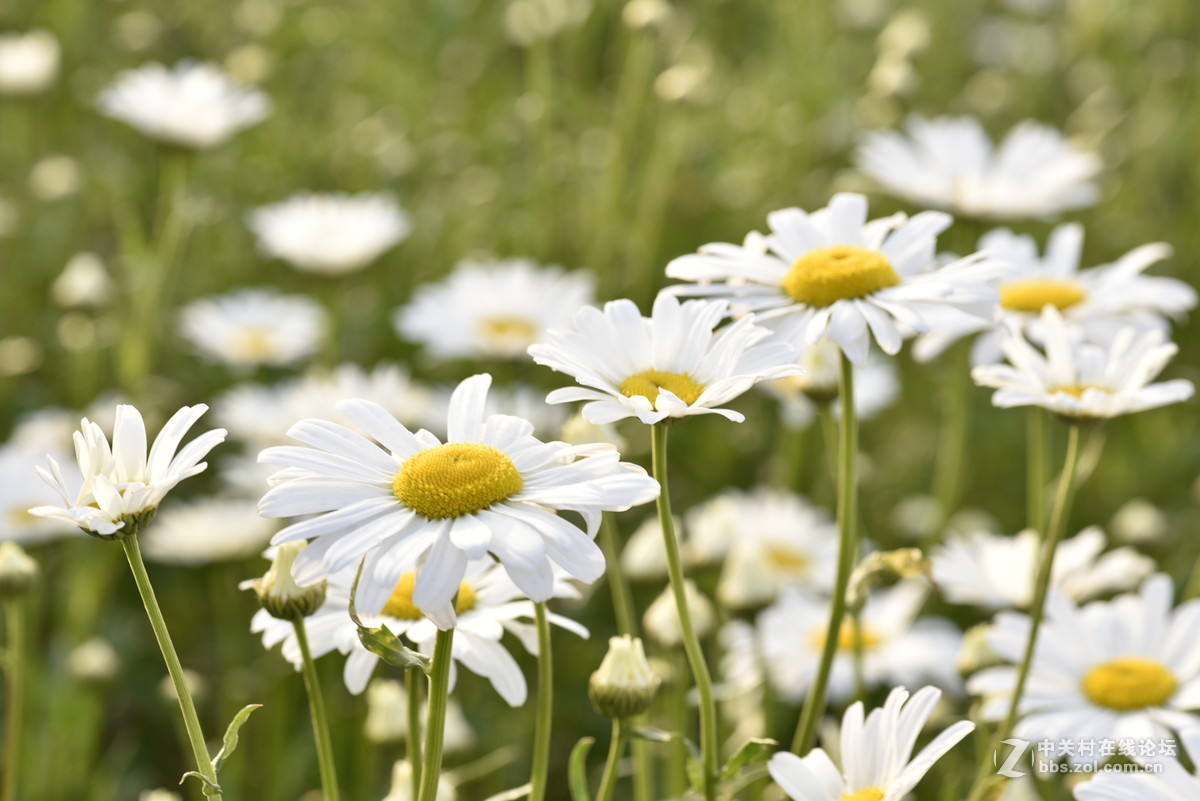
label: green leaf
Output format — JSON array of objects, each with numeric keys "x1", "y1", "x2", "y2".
[
  {"x1": 718, "y1": 738, "x2": 779, "y2": 780},
  {"x1": 482, "y1": 784, "x2": 532, "y2": 801},
  {"x1": 179, "y1": 771, "x2": 221, "y2": 796},
  {"x1": 212, "y1": 703, "x2": 263, "y2": 774},
  {"x1": 627, "y1": 727, "x2": 680, "y2": 743},
  {"x1": 568, "y1": 737, "x2": 596, "y2": 801},
  {"x1": 348, "y1": 557, "x2": 432, "y2": 671}
]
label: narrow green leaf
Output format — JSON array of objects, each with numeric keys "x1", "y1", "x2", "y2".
[
  {"x1": 212, "y1": 703, "x2": 264, "y2": 773},
  {"x1": 349, "y1": 556, "x2": 432, "y2": 671},
  {"x1": 178, "y1": 771, "x2": 220, "y2": 794},
  {"x1": 568, "y1": 737, "x2": 596, "y2": 801},
  {"x1": 718, "y1": 738, "x2": 779, "y2": 780}
]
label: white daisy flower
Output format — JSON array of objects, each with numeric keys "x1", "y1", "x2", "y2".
[
  {"x1": 423, "y1": 383, "x2": 568, "y2": 441},
  {"x1": 618, "y1": 514, "x2": 682, "y2": 583},
  {"x1": 768, "y1": 685, "x2": 975, "y2": 801},
  {"x1": 1074, "y1": 727, "x2": 1200, "y2": 800},
  {"x1": 251, "y1": 559, "x2": 586, "y2": 701},
  {"x1": 248, "y1": 192, "x2": 411, "y2": 275},
  {"x1": 257, "y1": 374, "x2": 660, "y2": 619},
  {"x1": 644, "y1": 580, "x2": 715, "y2": 648},
  {"x1": 0, "y1": 443, "x2": 79, "y2": 544},
  {"x1": 914, "y1": 224, "x2": 1196, "y2": 364},
  {"x1": 664, "y1": 193, "x2": 1004, "y2": 366},
  {"x1": 529, "y1": 292, "x2": 802, "y2": 424},
  {"x1": 97, "y1": 61, "x2": 269, "y2": 149},
  {"x1": 29, "y1": 405, "x2": 226, "y2": 539},
  {"x1": 761, "y1": 341, "x2": 900, "y2": 429},
  {"x1": 178, "y1": 289, "x2": 328, "y2": 370},
  {"x1": 0, "y1": 30, "x2": 60, "y2": 96},
  {"x1": 139, "y1": 498, "x2": 277, "y2": 565},
  {"x1": 758, "y1": 582, "x2": 962, "y2": 703},
  {"x1": 968, "y1": 575, "x2": 1200, "y2": 764},
  {"x1": 932, "y1": 526, "x2": 1155, "y2": 610},
  {"x1": 395, "y1": 259, "x2": 596, "y2": 361},
  {"x1": 972, "y1": 306, "x2": 1195, "y2": 419},
  {"x1": 856, "y1": 115, "x2": 1101, "y2": 220}
]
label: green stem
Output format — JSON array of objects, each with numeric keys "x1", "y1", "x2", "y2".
[
  {"x1": 598, "y1": 513, "x2": 637, "y2": 636},
  {"x1": 528, "y1": 603, "x2": 554, "y2": 801},
  {"x1": 1027, "y1": 408, "x2": 1048, "y2": 535},
  {"x1": 791, "y1": 354, "x2": 858, "y2": 754},
  {"x1": 407, "y1": 666, "x2": 424, "y2": 799},
  {"x1": 293, "y1": 620, "x2": 341, "y2": 801},
  {"x1": 2, "y1": 599, "x2": 24, "y2": 801},
  {"x1": 417, "y1": 628, "x2": 455, "y2": 801},
  {"x1": 964, "y1": 424, "x2": 1084, "y2": 801},
  {"x1": 595, "y1": 718, "x2": 625, "y2": 801},
  {"x1": 119, "y1": 536, "x2": 221, "y2": 800},
  {"x1": 931, "y1": 344, "x2": 969, "y2": 532},
  {"x1": 650, "y1": 423, "x2": 719, "y2": 801}
]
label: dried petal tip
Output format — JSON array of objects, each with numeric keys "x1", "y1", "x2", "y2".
[
  {"x1": 0, "y1": 542, "x2": 40, "y2": 597},
  {"x1": 249, "y1": 541, "x2": 326, "y2": 621},
  {"x1": 588, "y1": 635, "x2": 661, "y2": 719}
]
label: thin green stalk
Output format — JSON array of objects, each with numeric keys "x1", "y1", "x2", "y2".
[
  {"x1": 650, "y1": 423, "x2": 719, "y2": 801},
  {"x1": 418, "y1": 628, "x2": 455, "y2": 801},
  {"x1": 598, "y1": 513, "x2": 637, "y2": 636},
  {"x1": 2, "y1": 599, "x2": 25, "y2": 801},
  {"x1": 528, "y1": 602, "x2": 554, "y2": 801},
  {"x1": 595, "y1": 718, "x2": 625, "y2": 801},
  {"x1": 407, "y1": 666, "x2": 423, "y2": 800},
  {"x1": 964, "y1": 424, "x2": 1084, "y2": 801},
  {"x1": 293, "y1": 620, "x2": 341, "y2": 801},
  {"x1": 791, "y1": 355, "x2": 858, "y2": 754},
  {"x1": 931, "y1": 344, "x2": 969, "y2": 533},
  {"x1": 1027, "y1": 408, "x2": 1048, "y2": 534},
  {"x1": 525, "y1": 39, "x2": 556, "y2": 255},
  {"x1": 119, "y1": 536, "x2": 221, "y2": 800}
]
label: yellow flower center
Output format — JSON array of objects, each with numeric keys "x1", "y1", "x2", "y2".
[
  {"x1": 479, "y1": 316, "x2": 539, "y2": 346},
  {"x1": 1082, "y1": 657, "x2": 1176, "y2": 711},
  {"x1": 382, "y1": 571, "x2": 478, "y2": 620},
  {"x1": 841, "y1": 789, "x2": 884, "y2": 801},
  {"x1": 810, "y1": 620, "x2": 883, "y2": 652},
  {"x1": 999, "y1": 278, "x2": 1086, "y2": 313},
  {"x1": 393, "y1": 443, "x2": 523, "y2": 519},
  {"x1": 782, "y1": 246, "x2": 901, "y2": 307},
  {"x1": 230, "y1": 327, "x2": 279, "y2": 361},
  {"x1": 764, "y1": 544, "x2": 810, "y2": 576},
  {"x1": 619, "y1": 370, "x2": 706, "y2": 405}
]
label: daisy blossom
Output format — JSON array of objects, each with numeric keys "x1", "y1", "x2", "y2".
[
  {"x1": 1074, "y1": 727, "x2": 1200, "y2": 800},
  {"x1": 768, "y1": 685, "x2": 975, "y2": 801},
  {"x1": 856, "y1": 115, "x2": 1101, "y2": 219},
  {"x1": 249, "y1": 192, "x2": 411, "y2": 275},
  {"x1": 257, "y1": 374, "x2": 659, "y2": 619},
  {"x1": 968, "y1": 575, "x2": 1200, "y2": 765},
  {"x1": 30, "y1": 405, "x2": 226, "y2": 539},
  {"x1": 528, "y1": 292, "x2": 802, "y2": 425},
  {"x1": 664, "y1": 193, "x2": 1003, "y2": 366},
  {"x1": 178, "y1": 289, "x2": 328, "y2": 370},
  {"x1": 760, "y1": 341, "x2": 900, "y2": 429},
  {"x1": 0, "y1": 30, "x2": 59, "y2": 96},
  {"x1": 0, "y1": 443, "x2": 79, "y2": 544},
  {"x1": 972, "y1": 307, "x2": 1194, "y2": 419},
  {"x1": 395, "y1": 259, "x2": 595, "y2": 361}
]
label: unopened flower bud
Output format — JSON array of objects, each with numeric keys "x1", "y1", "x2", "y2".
[
  {"x1": 247, "y1": 542, "x2": 326, "y2": 620},
  {"x1": 846, "y1": 548, "x2": 930, "y2": 613},
  {"x1": 67, "y1": 636, "x2": 121, "y2": 684},
  {"x1": 0, "y1": 541, "x2": 40, "y2": 597},
  {"x1": 589, "y1": 635, "x2": 661, "y2": 719},
  {"x1": 957, "y1": 623, "x2": 1002, "y2": 675},
  {"x1": 643, "y1": 580, "x2": 714, "y2": 648}
]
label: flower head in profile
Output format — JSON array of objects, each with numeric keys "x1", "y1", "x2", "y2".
[
  {"x1": 856, "y1": 115, "x2": 1101, "y2": 220},
  {"x1": 664, "y1": 194, "x2": 1004, "y2": 366},
  {"x1": 768, "y1": 685, "x2": 975, "y2": 801},
  {"x1": 529, "y1": 292, "x2": 802, "y2": 424},
  {"x1": 972, "y1": 306, "x2": 1194, "y2": 420},
  {"x1": 257, "y1": 374, "x2": 659, "y2": 623},
  {"x1": 249, "y1": 192, "x2": 411, "y2": 275},
  {"x1": 1074, "y1": 727, "x2": 1200, "y2": 800},
  {"x1": 30, "y1": 405, "x2": 226, "y2": 539},
  {"x1": 0, "y1": 30, "x2": 60, "y2": 96},
  {"x1": 179, "y1": 289, "x2": 328, "y2": 370},
  {"x1": 396, "y1": 259, "x2": 595, "y2": 361},
  {"x1": 97, "y1": 61, "x2": 269, "y2": 149}
]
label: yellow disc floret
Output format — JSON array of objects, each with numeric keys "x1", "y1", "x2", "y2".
[
  {"x1": 619, "y1": 370, "x2": 706, "y2": 405},
  {"x1": 764, "y1": 545, "x2": 811, "y2": 576},
  {"x1": 1082, "y1": 657, "x2": 1177, "y2": 711},
  {"x1": 810, "y1": 619, "x2": 884, "y2": 652},
  {"x1": 782, "y1": 246, "x2": 901, "y2": 307},
  {"x1": 382, "y1": 571, "x2": 479, "y2": 620},
  {"x1": 999, "y1": 278, "x2": 1086, "y2": 313},
  {"x1": 393, "y1": 443, "x2": 523, "y2": 519},
  {"x1": 841, "y1": 789, "x2": 884, "y2": 801}
]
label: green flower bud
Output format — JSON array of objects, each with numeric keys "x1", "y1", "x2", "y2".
[
  {"x1": 588, "y1": 635, "x2": 661, "y2": 719},
  {"x1": 247, "y1": 541, "x2": 327, "y2": 621}
]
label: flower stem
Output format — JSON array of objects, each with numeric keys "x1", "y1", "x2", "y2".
[
  {"x1": 650, "y1": 423, "x2": 719, "y2": 801},
  {"x1": 407, "y1": 666, "x2": 423, "y2": 799},
  {"x1": 598, "y1": 512, "x2": 637, "y2": 637},
  {"x1": 791, "y1": 353, "x2": 858, "y2": 754},
  {"x1": 964, "y1": 423, "x2": 1083, "y2": 801},
  {"x1": 417, "y1": 627, "x2": 455, "y2": 801},
  {"x1": 1027, "y1": 408, "x2": 1048, "y2": 534},
  {"x1": 2, "y1": 598, "x2": 25, "y2": 801},
  {"x1": 595, "y1": 718, "x2": 626, "y2": 801},
  {"x1": 292, "y1": 620, "x2": 341, "y2": 801},
  {"x1": 932, "y1": 343, "x2": 969, "y2": 531},
  {"x1": 119, "y1": 536, "x2": 221, "y2": 800},
  {"x1": 528, "y1": 602, "x2": 554, "y2": 801}
]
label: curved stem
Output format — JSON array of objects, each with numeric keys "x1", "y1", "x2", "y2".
[
  {"x1": 528, "y1": 603, "x2": 554, "y2": 801},
  {"x1": 791, "y1": 354, "x2": 858, "y2": 754},
  {"x1": 417, "y1": 628, "x2": 455, "y2": 801},
  {"x1": 598, "y1": 513, "x2": 637, "y2": 637},
  {"x1": 119, "y1": 536, "x2": 221, "y2": 800},
  {"x1": 964, "y1": 423, "x2": 1083, "y2": 801},
  {"x1": 595, "y1": 718, "x2": 625, "y2": 801},
  {"x1": 2, "y1": 599, "x2": 24, "y2": 801},
  {"x1": 650, "y1": 423, "x2": 719, "y2": 801},
  {"x1": 407, "y1": 666, "x2": 423, "y2": 799},
  {"x1": 293, "y1": 620, "x2": 341, "y2": 801}
]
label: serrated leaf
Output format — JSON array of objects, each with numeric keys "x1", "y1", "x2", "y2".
[
  {"x1": 718, "y1": 738, "x2": 778, "y2": 780},
  {"x1": 212, "y1": 703, "x2": 263, "y2": 774},
  {"x1": 482, "y1": 783, "x2": 532, "y2": 801},
  {"x1": 568, "y1": 737, "x2": 596, "y2": 801}
]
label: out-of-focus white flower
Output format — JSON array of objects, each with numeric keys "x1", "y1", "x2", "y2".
[
  {"x1": 504, "y1": 0, "x2": 593, "y2": 46},
  {"x1": 248, "y1": 192, "x2": 410, "y2": 275},
  {"x1": 761, "y1": 340, "x2": 900, "y2": 428},
  {"x1": 1110, "y1": 498, "x2": 1170, "y2": 546},
  {"x1": 29, "y1": 154, "x2": 82, "y2": 201},
  {"x1": 51, "y1": 253, "x2": 114, "y2": 308},
  {"x1": 0, "y1": 541, "x2": 39, "y2": 596},
  {"x1": 1075, "y1": 727, "x2": 1200, "y2": 800},
  {"x1": 619, "y1": 514, "x2": 682, "y2": 582},
  {"x1": 138, "y1": 498, "x2": 276, "y2": 565},
  {"x1": 0, "y1": 30, "x2": 60, "y2": 96},
  {"x1": 138, "y1": 790, "x2": 183, "y2": 801},
  {"x1": 67, "y1": 636, "x2": 122, "y2": 684},
  {"x1": 644, "y1": 580, "x2": 714, "y2": 648},
  {"x1": 178, "y1": 289, "x2": 328, "y2": 370},
  {"x1": 97, "y1": 61, "x2": 269, "y2": 149},
  {"x1": 383, "y1": 760, "x2": 458, "y2": 801},
  {"x1": 0, "y1": 442, "x2": 79, "y2": 544},
  {"x1": 857, "y1": 115, "x2": 1101, "y2": 220},
  {"x1": 364, "y1": 680, "x2": 476, "y2": 752},
  {"x1": 559, "y1": 412, "x2": 627, "y2": 452}
]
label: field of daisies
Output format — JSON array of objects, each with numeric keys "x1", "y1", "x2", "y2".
[{"x1": 2, "y1": 1, "x2": 1200, "y2": 800}]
